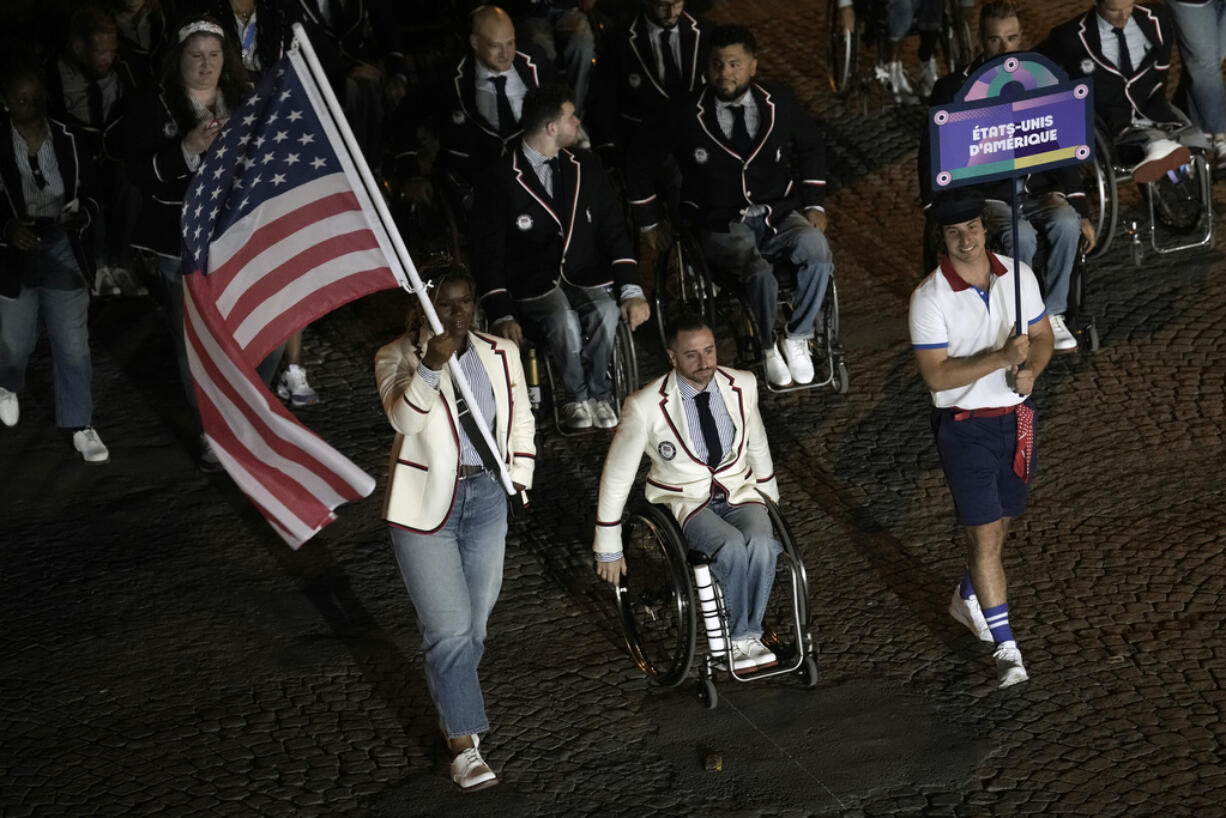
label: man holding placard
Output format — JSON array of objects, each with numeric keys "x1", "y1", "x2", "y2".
[
  {"x1": 919, "y1": 1, "x2": 1094, "y2": 354},
  {"x1": 909, "y1": 189, "x2": 1054, "y2": 689}
]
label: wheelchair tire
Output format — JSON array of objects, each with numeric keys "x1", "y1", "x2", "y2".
[
  {"x1": 611, "y1": 319, "x2": 639, "y2": 414},
  {"x1": 827, "y1": 0, "x2": 859, "y2": 98},
  {"x1": 618, "y1": 503, "x2": 698, "y2": 688},
  {"x1": 800, "y1": 656, "x2": 820, "y2": 689},
  {"x1": 1149, "y1": 154, "x2": 1209, "y2": 235},
  {"x1": 653, "y1": 232, "x2": 718, "y2": 351},
  {"x1": 762, "y1": 495, "x2": 811, "y2": 632},
  {"x1": 698, "y1": 677, "x2": 718, "y2": 710},
  {"x1": 1082, "y1": 127, "x2": 1118, "y2": 258}
]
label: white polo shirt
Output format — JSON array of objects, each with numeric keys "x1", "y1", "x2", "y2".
[{"x1": 909, "y1": 252, "x2": 1046, "y2": 409}]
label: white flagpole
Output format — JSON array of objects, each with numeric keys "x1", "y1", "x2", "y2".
[{"x1": 290, "y1": 24, "x2": 516, "y2": 497}]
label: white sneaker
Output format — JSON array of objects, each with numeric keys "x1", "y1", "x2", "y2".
[
  {"x1": 1049, "y1": 314, "x2": 1078, "y2": 352},
  {"x1": 276, "y1": 364, "x2": 320, "y2": 406},
  {"x1": 737, "y1": 637, "x2": 778, "y2": 668},
  {"x1": 887, "y1": 60, "x2": 916, "y2": 103},
  {"x1": 948, "y1": 586, "x2": 994, "y2": 642},
  {"x1": 1133, "y1": 138, "x2": 1192, "y2": 184},
  {"x1": 562, "y1": 400, "x2": 593, "y2": 430},
  {"x1": 780, "y1": 336, "x2": 815, "y2": 384},
  {"x1": 716, "y1": 640, "x2": 759, "y2": 672},
  {"x1": 1213, "y1": 136, "x2": 1226, "y2": 169},
  {"x1": 993, "y1": 640, "x2": 1029, "y2": 688},
  {"x1": 0, "y1": 387, "x2": 18, "y2": 427},
  {"x1": 72, "y1": 427, "x2": 110, "y2": 464},
  {"x1": 449, "y1": 734, "x2": 497, "y2": 791},
  {"x1": 590, "y1": 399, "x2": 618, "y2": 429},
  {"x1": 918, "y1": 56, "x2": 939, "y2": 99},
  {"x1": 763, "y1": 343, "x2": 792, "y2": 387}
]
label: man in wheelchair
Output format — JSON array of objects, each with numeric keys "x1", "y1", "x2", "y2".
[
  {"x1": 626, "y1": 24, "x2": 834, "y2": 389},
  {"x1": 471, "y1": 84, "x2": 650, "y2": 431},
  {"x1": 1039, "y1": 0, "x2": 1210, "y2": 184},
  {"x1": 592, "y1": 314, "x2": 782, "y2": 672},
  {"x1": 920, "y1": 1, "x2": 1095, "y2": 353}
]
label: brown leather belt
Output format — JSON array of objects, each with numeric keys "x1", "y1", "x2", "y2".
[{"x1": 458, "y1": 464, "x2": 488, "y2": 480}]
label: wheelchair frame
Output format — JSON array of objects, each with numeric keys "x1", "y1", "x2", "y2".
[
  {"x1": 615, "y1": 497, "x2": 819, "y2": 710},
  {"x1": 826, "y1": 0, "x2": 974, "y2": 105},
  {"x1": 1082, "y1": 122, "x2": 1215, "y2": 264},
  {"x1": 654, "y1": 229, "x2": 850, "y2": 395},
  {"x1": 522, "y1": 317, "x2": 639, "y2": 437}
]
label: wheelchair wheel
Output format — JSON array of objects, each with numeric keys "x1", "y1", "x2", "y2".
[
  {"x1": 1081, "y1": 127, "x2": 1118, "y2": 258},
  {"x1": 617, "y1": 503, "x2": 698, "y2": 688},
  {"x1": 611, "y1": 319, "x2": 639, "y2": 413},
  {"x1": 940, "y1": 0, "x2": 974, "y2": 73},
  {"x1": 827, "y1": 0, "x2": 859, "y2": 98},
  {"x1": 762, "y1": 496, "x2": 810, "y2": 631},
  {"x1": 1149, "y1": 154, "x2": 1209, "y2": 235},
  {"x1": 654, "y1": 231, "x2": 717, "y2": 351},
  {"x1": 698, "y1": 677, "x2": 718, "y2": 710}
]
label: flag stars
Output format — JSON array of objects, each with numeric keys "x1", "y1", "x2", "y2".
[
  {"x1": 242, "y1": 113, "x2": 257, "y2": 126},
  {"x1": 209, "y1": 207, "x2": 219, "y2": 220},
  {"x1": 298, "y1": 133, "x2": 315, "y2": 145},
  {"x1": 238, "y1": 134, "x2": 251, "y2": 145},
  {"x1": 210, "y1": 186, "x2": 222, "y2": 200},
  {"x1": 214, "y1": 145, "x2": 229, "y2": 159},
  {"x1": 194, "y1": 204, "x2": 203, "y2": 218},
  {"x1": 310, "y1": 156, "x2": 327, "y2": 169},
  {"x1": 254, "y1": 135, "x2": 266, "y2": 148},
  {"x1": 273, "y1": 130, "x2": 289, "y2": 143},
  {"x1": 271, "y1": 173, "x2": 287, "y2": 186},
  {"x1": 267, "y1": 112, "x2": 278, "y2": 125},
  {"x1": 285, "y1": 152, "x2": 300, "y2": 166},
  {"x1": 250, "y1": 174, "x2": 262, "y2": 187},
  {"x1": 287, "y1": 110, "x2": 303, "y2": 122},
  {"x1": 262, "y1": 152, "x2": 276, "y2": 164},
  {"x1": 279, "y1": 90, "x2": 292, "y2": 102},
  {"x1": 213, "y1": 165, "x2": 225, "y2": 180},
  {"x1": 240, "y1": 196, "x2": 251, "y2": 210}
]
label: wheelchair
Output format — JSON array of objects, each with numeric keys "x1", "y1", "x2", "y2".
[
  {"x1": 519, "y1": 314, "x2": 640, "y2": 436},
  {"x1": 615, "y1": 496, "x2": 819, "y2": 709},
  {"x1": 1079, "y1": 119, "x2": 1215, "y2": 264},
  {"x1": 827, "y1": 0, "x2": 974, "y2": 105},
  {"x1": 921, "y1": 215, "x2": 1100, "y2": 353},
  {"x1": 653, "y1": 227, "x2": 850, "y2": 395}
]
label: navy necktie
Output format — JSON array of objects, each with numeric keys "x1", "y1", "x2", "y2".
[
  {"x1": 490, "y1": 74, "x2": 517, "y2": 135},
  {"x1": 1111, "y1": 27, "x2": 1135, "y2": 76},
  {"x1": 728, "y1": 103, "x2": 753, "y2": 156},
  {"x1": 659, "y1": 29, "x2": 682, "y2": 94},
  {"x1": 694, "y1": 391, "x2": 722, "y2": 469}
]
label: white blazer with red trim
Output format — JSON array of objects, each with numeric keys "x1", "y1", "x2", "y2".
[
  {"x1": 593, "y1": 367, "x2": 779, "y2": 556},
  {"x1": 376, "y1": 330, "x2": 536, "y2": 533}
]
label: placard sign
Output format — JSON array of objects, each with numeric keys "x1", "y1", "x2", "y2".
[{"x1": 929, "y1": 53, "x2": 1094, "y2": 191}]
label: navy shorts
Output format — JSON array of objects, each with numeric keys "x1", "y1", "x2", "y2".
[{"x1": 931, "y1": 404, "x2": 1037, "y2": 527}]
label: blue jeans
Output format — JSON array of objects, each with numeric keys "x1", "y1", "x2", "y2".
[
  {"x1": 389, "y1": 472, "x2": 508, "y2": 739},
  {"x1": 518, "y1": 8, "x2": 595, "y2": 115},
  {"x1": 0, "y1": 284, "x2": 93, "y2": 428},
  {"x1": 682, "y1": 498, "x2": 782, "y2": 640},
  {"x1": 983, "y1": 197, "x2": 1081, "y2": 316},
  {"x1": 887, "y1": 0, "x2": 941, "y2": 42},
  {"x1": 700, "y1": 210, "x2": 832, "y2": 341},
  {"x1": 515, "y1": 282, "x2": 619, "y2": 402},
  {"x1": 1170, "y1": 0, "x2": 1226, "y2": 134}
]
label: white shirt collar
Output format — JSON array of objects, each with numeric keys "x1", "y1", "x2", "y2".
[{"x1": 714, "y1": 89, "x2": 752, "y2": 110}]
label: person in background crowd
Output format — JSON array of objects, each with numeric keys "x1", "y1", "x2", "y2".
[
  {"x1": 504, "y1": 0, "x2": 596, "y2": 118},
  {"x1": 0, "y1": 64, "x2": 109, "y2": 463},
  {"x1": 1168, "y1": 0, "x2": 1226, "y2": 166},
  {"x1": 107, "y1": 0, "x2": 174, "y2": 88},
  {"x1": 375, "y1": 265, "x2": 535, "y2": 792},
  {"x1": 117, "y1": 13, "x2": 278, "y2": 470},
  {"x1": 47, "y1": 5, "x2": 145, "y2": 297}
]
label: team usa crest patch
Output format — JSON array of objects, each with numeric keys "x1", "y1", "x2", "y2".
[
  {"x1": 516, "y1": 214, "x2": 534, "y2": 231},
  {"x1": 693, "y1": 147, "x2": 708, "y2": 164},
  {"x1": 628, "y1": 72, "x2": 642, "y2": 88},
  {"x1": 452, "y1": 109, "x2": 466, "y2": 124},
  {"x1": 1079, "y1": 58, "x2": 1095, "y2": 75},
  {"x1": 658, "y1": 441, "x2": 676, "y2": 460}
]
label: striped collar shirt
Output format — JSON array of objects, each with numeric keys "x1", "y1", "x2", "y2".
[
  {"x1": 474, "y1": 60, "x2": 527, "y2": 131},
  {"x1": 416, "y1": 337, "x2": 498, "y2": 467},
  {"x1": 11, "y1": 125, "x2": 66, "y2": 219},
  {"x1": 520, "y1": 140, "x2": 557, "y2": 197},
  {"x1": 677, "y1": 375, "x2": 734, "y2": 466}
]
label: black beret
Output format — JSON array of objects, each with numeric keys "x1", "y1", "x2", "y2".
[{"x1": 929, "y1": 188, "x2": 986, "y2": 227}]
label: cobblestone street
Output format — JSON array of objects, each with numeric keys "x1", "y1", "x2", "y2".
[{"x1": 3, "y1": 0, "x2": 1225, "y2": 815}]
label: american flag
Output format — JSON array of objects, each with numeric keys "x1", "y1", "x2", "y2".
[{"x1": 182, "y1": 41, "x2": 406, "y2": 548}]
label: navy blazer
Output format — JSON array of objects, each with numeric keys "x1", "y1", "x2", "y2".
[
  {"x1": 0, "y1": 116, "x2": 98, "y2": 296},
  {"x1": 437, "y1": 48, "x2": 552, "y2": 186},
  {"x1": 470, "y1": 145, "x2": 640, "y2": 321},
  {"x1": 116, "y1": 90, "x2": 197, "y2": 259},
  {"x1": 586, "y1": 11, "x2": 708, "y2": 153},
  {"x1": 1037, "y1": 4, "x2": 1177, "y2": 138},
  {"x1": 626, "y1": 80, "x2": 828, "y2": 234}
]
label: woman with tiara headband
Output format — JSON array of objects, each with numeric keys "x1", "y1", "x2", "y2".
[{"x1": 117, "y1": 13, "x2": 270, "y2": 471}]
